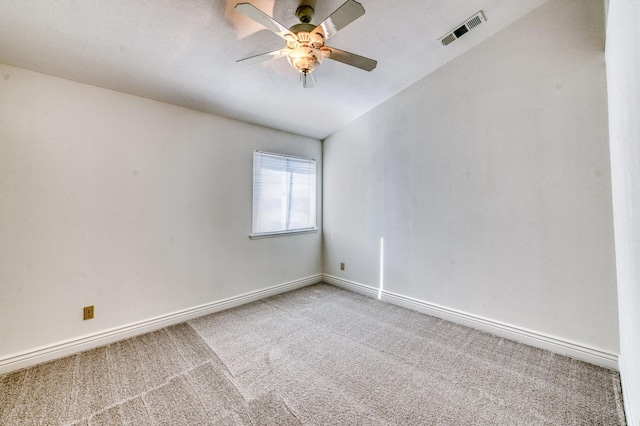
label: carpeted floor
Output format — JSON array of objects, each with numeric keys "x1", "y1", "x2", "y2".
[{"x1": 0, "y1": 283, "x2": 627, "y2": 425}]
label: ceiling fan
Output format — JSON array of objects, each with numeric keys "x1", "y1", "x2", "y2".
[{"x1": 234, "y1": 0, "x2": 377, "y2": 88}]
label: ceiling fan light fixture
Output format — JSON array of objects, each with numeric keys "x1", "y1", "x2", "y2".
[{"x1": 287, "y1": 47, "x2": 324, "y2": 74}]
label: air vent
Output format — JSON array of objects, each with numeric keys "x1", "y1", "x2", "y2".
[{"x1": 438, "y1": 11, "x2": 486, "y2": 47}]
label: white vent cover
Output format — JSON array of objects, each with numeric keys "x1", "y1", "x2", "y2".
[{"x1": 438, "y1": 11, "x2": 486, "y2": 47}]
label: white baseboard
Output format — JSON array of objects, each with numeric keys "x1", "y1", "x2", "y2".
[
  {"x1": 0, "y1": 275, "x2": 322, "y2": 375},
  {"x1": 323, "y1": 274, "x2": 619, "y2": 371}
]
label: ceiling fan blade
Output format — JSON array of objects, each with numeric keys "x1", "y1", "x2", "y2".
[
  {"x1": 234, "y1": 3, "x2": 296, "y2": 40},
  {"x1": 312, "y1": 0, "x2": 365, "y2": 41},
  {"x1": 237, "y1": 49, "x2": 290, "y2": 66},
  {"x1": 323, "y1": 47, "x2": 377, "y2": 71},
  {"x1": 301, "y1": 71, "x2": 316, "y2": 88}
]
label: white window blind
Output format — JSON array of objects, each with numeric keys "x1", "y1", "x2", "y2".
[{"x1": 252, "y1": 151, "x2": 317, "y2": 236}]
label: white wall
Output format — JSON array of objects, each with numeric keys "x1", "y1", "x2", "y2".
[
  {"x1": 324, "y1": 0, "x2": 619, "y2": 356},
  {"x1": 0, "y1": 64, "x2": 322, "y2": 361},
  {"x1": 606, "y1": 0, "x2": 640, "y2": 423}
]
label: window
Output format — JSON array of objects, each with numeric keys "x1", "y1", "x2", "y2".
[{"x1": 251, "y1": 151, "x2": 317, "y2": 238}]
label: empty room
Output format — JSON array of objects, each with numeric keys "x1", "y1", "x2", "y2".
[{"x1": 1, "y1": 0, "x2": 638, "y2": 424}]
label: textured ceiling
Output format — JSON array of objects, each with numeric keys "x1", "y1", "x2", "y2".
[{"x1": 0, "y1": 0, "x2": 548, "y2": 139}]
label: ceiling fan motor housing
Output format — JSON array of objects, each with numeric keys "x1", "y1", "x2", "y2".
[{"x1": 286, "y1": 24, "x2": 324, "y2": 48}]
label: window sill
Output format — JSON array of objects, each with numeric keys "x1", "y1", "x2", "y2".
[{"x1": 249, "y1": 228, "x2": 319, "y2": 239}]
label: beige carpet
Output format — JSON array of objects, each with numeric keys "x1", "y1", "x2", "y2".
[{"x1": 0, "y1": 283, "x2": 626, "y2": 425}]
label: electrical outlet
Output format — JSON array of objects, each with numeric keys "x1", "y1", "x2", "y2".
[
  {"x1": 340, "y1": 262, "x2": 345, "y2": 271},
  {"x1": 83, "y1": 305, "x2": 94, "y2": 320}
]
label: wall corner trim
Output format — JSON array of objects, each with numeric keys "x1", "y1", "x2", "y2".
[
  {"x1": 322, "y1": 274, "x2": 619, "y2": 371},
  {"x1": 0, "y1": 275, "x2": 322, "y2": 375},
  {"x1": 619, "y1": 355, "x2": 636, "y2": 426}
]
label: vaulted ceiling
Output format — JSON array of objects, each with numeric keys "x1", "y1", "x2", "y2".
[{"x1": 0, "y1": 0, "x2": 548, "y2": 139}]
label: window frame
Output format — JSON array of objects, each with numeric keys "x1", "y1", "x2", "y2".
[{"x1": 249, "y1": 150, "x2": 318, "y2": 239}]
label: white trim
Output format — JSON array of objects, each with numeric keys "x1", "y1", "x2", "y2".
[
  {"x1": 0, "y1": 275, "x2": 322, "y2": 375},
  {"x1": 253, "y1": 150, "x2": 316, "y2": 162},
  {"x1": 619, "y1": 356, "x2": 636, "y2": 426},
  {"x1": 323, "y1": 274, "x2": 619, "y2": 370},
  {"x1": 249, "y1": 228, "x2": 318, "y2": 239}
]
